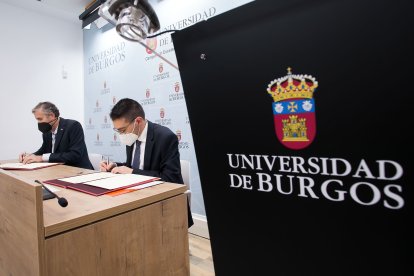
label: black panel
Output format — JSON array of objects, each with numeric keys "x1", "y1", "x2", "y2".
[{"x1": 173, "y1": 0, "x2": 413, "y2": 275}]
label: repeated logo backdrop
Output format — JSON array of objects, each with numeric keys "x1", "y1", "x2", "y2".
[{"x1": 83, "y1": 0, "x2": 254, "y2": 216}]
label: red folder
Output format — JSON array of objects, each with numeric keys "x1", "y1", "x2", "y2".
[{"x1": 44, "y1": 176, "x2": 160, "y2": 196}]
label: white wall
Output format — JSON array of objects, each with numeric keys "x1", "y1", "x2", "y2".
[{"x1": 0, "y1": 1, "x2": 83, "y2": 160}]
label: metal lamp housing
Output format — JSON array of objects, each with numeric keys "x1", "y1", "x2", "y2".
[
  {"x1": 116, "y1": 6, "x2": 150, "y2": 41},
  {"x1": 98, "y1": 0, "x2": 160, "y2": 41}
]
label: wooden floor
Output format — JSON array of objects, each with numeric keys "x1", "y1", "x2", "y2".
[{"x1": 189, "y1": 234, "x2": 215, "y2": 276}]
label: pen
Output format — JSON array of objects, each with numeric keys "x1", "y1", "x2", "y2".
[
  {"x1": 106, "y1": 156, "x2": 109, "y2": 166},
  {"x1": 21, "y1": 152, "x2": 28, "y2": 162}
]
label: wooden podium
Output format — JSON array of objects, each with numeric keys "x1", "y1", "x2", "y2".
[{"x1": 0, "y1": 163, "x2": 189, "y2": 276}]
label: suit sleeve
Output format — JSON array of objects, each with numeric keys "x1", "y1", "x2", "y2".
[
  {"x1": 33, "y1": 134, "x2": 48, "y2": 155},
  {"x1": 48, "y1": 122, "x2": 86, "y2": 164},
  {"x1": 115, "y1": 146, "x2": 131, "y2": 167},
  {"x1": 132, "y1": 132, "x2": 183, "y2": 184}
]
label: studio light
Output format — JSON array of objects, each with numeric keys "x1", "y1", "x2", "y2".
[
  {"x1": 97, "y1": 0, "x2": 178, "y2": 70},
  {"x1": 98, "y1": 0, "x2": 160, "y2": 42}
]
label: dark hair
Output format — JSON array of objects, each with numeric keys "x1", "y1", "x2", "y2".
[
  {"x1": 110, "y1": 98, "x2": 145, "y2": 121},
  {"x1": 32, "y1": 102, "x2": 60, "y2": 117}
]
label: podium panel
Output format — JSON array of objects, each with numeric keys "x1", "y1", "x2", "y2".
[
  {"x1": 173, "y1": 0, "x2": 412, "y2": 275},
  {"x1": 0, "y1": 164, "x2": 189, "y2": 275},
  {"x1": 45, "y1": 194, "x2": 188, "y2": 276},
  {"x1": 0, "y1": 170, "x2": 44, "y2": 276}
]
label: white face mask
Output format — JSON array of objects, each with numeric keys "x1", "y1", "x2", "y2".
[{"x1": 118, "y1": 121, "x2": 139, "y2": 146}]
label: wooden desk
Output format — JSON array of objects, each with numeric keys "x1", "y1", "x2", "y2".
[{"x1": 0, "y1": 163, "x2": 189, "y2": 275}]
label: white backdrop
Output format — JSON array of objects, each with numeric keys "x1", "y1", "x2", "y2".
[{"x1": 83, "y1": 0, "x2": 254, "y2": 216}]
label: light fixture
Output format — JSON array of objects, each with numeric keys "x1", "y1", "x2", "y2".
[
  {"x1": 99, "y1": 0, "x2": 160, "y2": 41},
  {"x1": 98, "y1": 0, "x2": 178, "y2": 70}
]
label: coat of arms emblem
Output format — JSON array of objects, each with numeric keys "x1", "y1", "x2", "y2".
[{"x1": 267, "y1": 68, "x2": 318, "y2": 149}]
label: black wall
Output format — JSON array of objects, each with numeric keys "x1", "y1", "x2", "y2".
[{"x1": 173, "y1": 0, "x2": 413, "y2": 275}]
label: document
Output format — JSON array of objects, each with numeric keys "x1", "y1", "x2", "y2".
[
  {"x1": 0, "y1": 162, "x2": 60, "y2": 170},
  {"x1": 44, "y1": 184, "x2": 60, "y2": 193},
  {"x1": 107, "y1": 181, "x2": 164, "y2": 197},
  {"x1": 83, "y1": 174, "x2": 159, "y2": 190},
  {"x1": 58, "y1": 172, "x2": 115, "y2": 184},
  {"x1": 127, "y1": 181, "x2": 164, "y2": 190}
]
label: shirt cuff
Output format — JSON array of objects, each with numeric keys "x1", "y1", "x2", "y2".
[{"x1": 42, "y1": 153, "x2": 51, "y2": 162}]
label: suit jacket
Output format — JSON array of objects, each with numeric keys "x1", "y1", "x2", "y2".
[
  {"x1": 118, "y1": 121, "x2": 183, "y2": 184},
  {"x1": 34, "y1": 118, "x2": 93, "y2": 170},
  {"x1": 117, "y1": 120, "x2": 193, "y2": 227}
]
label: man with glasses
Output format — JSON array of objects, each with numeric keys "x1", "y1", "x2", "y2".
[
  {"x1": 19, "y1": 102, "x2": 94, "y2": 170},
  {"x1": 100, "y1": 98, "x2": 193, "y2": 227},
  {"x1": 100, "y1": 98, "x2": 183, "y2": 183}
]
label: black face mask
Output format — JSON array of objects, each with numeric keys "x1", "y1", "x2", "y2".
[
  {"x1": 38, "y1": 118, "x2": 57, "y2": 134},
  {"x1": 38, "y1": 122, "x2": 52, "y2": 133}
]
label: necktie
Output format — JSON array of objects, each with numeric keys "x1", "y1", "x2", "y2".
[
  {"x1": 51, "y1": 132, "x2": 56, "y2": 153},
  {"x1": 132, "y1": 140, "x2": 141, "y2": 169}
]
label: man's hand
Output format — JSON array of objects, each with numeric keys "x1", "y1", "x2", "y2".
[
  {"x1": 100, "y1": 161, "x2": 116, "y2": 172},
  {"x1": 18, "y1": 152, "x2": 27, "y2": 163},
  {"x1": 22, "y1": 155, "x2": 43, "y2": 164},
  {"x1": 111, "y1": 166, "x2": 133, "y2": 174}
]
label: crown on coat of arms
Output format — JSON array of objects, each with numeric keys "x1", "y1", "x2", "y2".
[{"x1": 267, "y1": 67, "x2": 318, "y2": 102}]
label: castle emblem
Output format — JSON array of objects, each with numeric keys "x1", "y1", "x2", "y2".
[
  {"x1": 267, "y1": 68, "x2": 318, "y2": 149},
  {"x1": 176, "y1": 130, "x2": 182, "y2": 141}
]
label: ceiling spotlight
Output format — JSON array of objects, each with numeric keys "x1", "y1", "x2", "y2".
[
  {"x1": 98, "y1": 0, "x2": 178, "y2": 70},
  {"x1": 99, "y1": 0, "x2": 160, "y2": 42}
]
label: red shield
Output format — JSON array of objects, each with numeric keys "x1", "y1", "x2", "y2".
[
  {"x1": 146, "y1": 38, "x2": 157, "y2": 54},
  {"x1": 272, "y1": 99, "x2": 316, "y2": 150}
]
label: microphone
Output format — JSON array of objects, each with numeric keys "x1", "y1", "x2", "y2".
[{"x1": 35, "y1": 180, "x2": 68, "y2": 207}]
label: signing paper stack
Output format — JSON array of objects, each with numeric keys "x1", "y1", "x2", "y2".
[{"x1": 44, "y1": 172, "x2": 160, "y2": 196}]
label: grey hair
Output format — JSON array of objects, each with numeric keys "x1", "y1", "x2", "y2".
[{"x1": 32, "y1": 102, "x2": 60, "y2": 117}]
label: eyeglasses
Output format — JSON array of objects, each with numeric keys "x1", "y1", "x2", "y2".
[{"x1": 113, "y1": 119, "x2": 135, "y2": 134}]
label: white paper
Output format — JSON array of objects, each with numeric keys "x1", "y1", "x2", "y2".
[
  {"x1": 44, "y1": 184, "x2": 60, "y2": 193},
  {"x1": 83, "y1": 174, "x2": 158, "y2": 190},
  {"x1": 0, "y1": 162, "x2": 59, "y2": 170},
  {"x1": 58, "y1": 172, "x2": 115, "y2": 184},
  {"x1": 127, "y1": 181, "x2": 164, "y2": 190}
]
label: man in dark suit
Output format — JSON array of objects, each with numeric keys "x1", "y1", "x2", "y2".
[
  {"x1": 100, "y1": 98, "x2": 193, "y2": 226},
  {"x1": 20, "y1": 102, "x2": 93, "y2": 170}
]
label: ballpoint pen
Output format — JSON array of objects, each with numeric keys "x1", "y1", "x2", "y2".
[{"x1": 21, "y1": 152, "x2": 28, "y2": 162}]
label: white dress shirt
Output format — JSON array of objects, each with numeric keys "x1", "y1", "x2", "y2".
[{"x1": 42, "y1": 122, "x2": 59, "y2": 161}]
